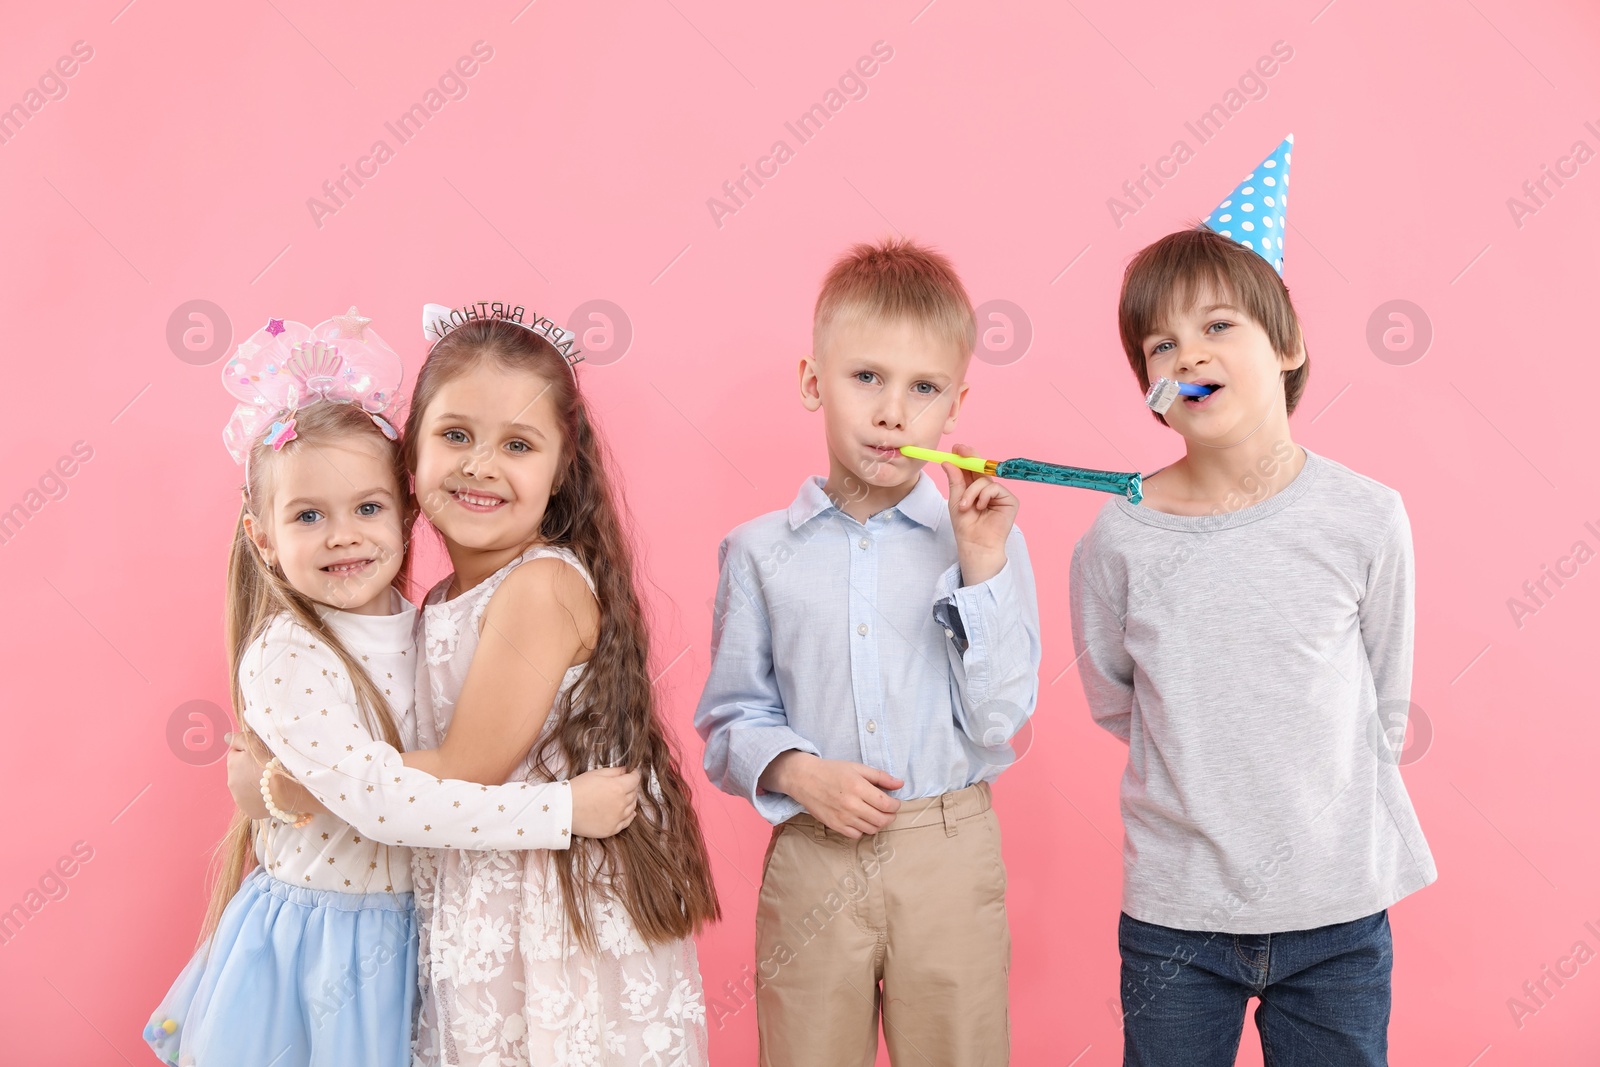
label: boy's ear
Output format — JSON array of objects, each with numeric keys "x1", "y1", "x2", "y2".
[
  {"x1": 941, "y1": 379, "x2": 972, "y2": 435},
  {"x1": 798, "y1": 355, "x2": 823, "y2": 412},
  {"x1": 1279, "y1": 339, "x2": 1308, "y2": 373}
]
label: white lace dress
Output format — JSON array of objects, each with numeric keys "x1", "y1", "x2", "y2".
[{"x1": 410, "y1": 544, "x2": 709, "y2": 1067}]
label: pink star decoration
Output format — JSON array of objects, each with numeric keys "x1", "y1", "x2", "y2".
[{"x1": 332, "y1": 306, "x2": 372, "y2": 340}]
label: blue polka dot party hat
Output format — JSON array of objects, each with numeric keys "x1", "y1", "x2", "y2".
[{"x1": 1200, "y1": 134, "x2": 1292, "y2": 275}]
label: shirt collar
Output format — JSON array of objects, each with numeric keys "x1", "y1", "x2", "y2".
[
  {"x1": 313, "y1": 586, "x2": 417, "y2": 655},
  {"x1": 786, "y1": 471, "x2": 947, "y2": 532}
]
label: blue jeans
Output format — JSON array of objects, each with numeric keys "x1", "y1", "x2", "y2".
[{"x1": 1118, "y1": 910, "x2": 1392, "y2": 1067}]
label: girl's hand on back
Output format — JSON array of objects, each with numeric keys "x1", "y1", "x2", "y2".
[
  {"x1": 226, "y1": 732, "x2": 271, "y2": 820},
  {"x1": 570, "y1": 766, "x2": 641, "y2": 838},
  {"x1": 225, "y1": 731, "x2": 328, "y2": 820}
]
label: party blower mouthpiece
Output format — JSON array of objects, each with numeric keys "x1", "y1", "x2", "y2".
[
  {"x1": 1145, "y1": 377, "x2": 1218, "y2": 415},
  {"x1": 899, "y1": 446, "x2": 1143, "y2": 505}
]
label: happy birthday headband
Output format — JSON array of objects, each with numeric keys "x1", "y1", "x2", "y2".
[
  {"x1": 221, "y1": 307, "x2": 403, "y2": 482},
  {"x1": 421, "y1": 302, "x2": 584, "y2": 379}
]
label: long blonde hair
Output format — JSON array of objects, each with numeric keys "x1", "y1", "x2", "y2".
[{"x1": 198, "y1": 402, "x2": 417, "y2": 945}]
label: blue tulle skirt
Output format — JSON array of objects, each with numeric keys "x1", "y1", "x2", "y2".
[{"x1": 143, "y1": 866, "x2": 418, "y2": 1067}]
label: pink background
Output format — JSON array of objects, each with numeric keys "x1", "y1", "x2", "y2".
[{"x1": 3, "y1": 1, "x2": 1597, "y2": 1063}]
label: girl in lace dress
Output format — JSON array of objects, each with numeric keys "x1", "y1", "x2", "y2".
[{"x1": 399, "y1": 305, "x2": 720, "y2": 1066}]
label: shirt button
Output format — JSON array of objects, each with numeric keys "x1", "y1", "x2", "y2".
[
  {"x1": 867, "y1": 720, "x2": 877, "y2": 733},
  {"x1": 857, "y1": 623, "x2": 869, "y2": 636},
  {"x1": 944, "y1": 627, "x2": 955, "y2": 638},
  {"x1": 859, "y1": 538, "x2": 870, "y2": 549}
]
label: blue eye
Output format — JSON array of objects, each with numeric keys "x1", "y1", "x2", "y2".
[
  {"x1": 357, "y1": 502, "x2": 382, "y2": 517},
  {"x1": 1208, "y1": 321, "x2": 1232, "y2": 334},
  {"x1": 443, "y1": 429, "x2": 468, "y2": 444},
  {"x1": 295, "y1": 510, "x2": 322, "y2": 524},
  {"x1": 1150, "y1": 341, "x2": 1174, "y2": 357},
  {"x1": 913, "y1": 382, "x2": 937, "y2": 395},
  {"x1": 855, "y1": 371, "x2": 877, "y2": 385}
]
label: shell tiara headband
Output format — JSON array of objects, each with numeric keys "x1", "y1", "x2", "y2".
[
  {"x1": 220, "y1": 307, "x2": 403, "y2": 486},
  {"x1": 422, "y1": 302, "x2": 584, "y2": 380}
]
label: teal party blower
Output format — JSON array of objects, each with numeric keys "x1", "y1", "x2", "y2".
[{"x1": 900, "y1": 445, "x2": 1144, "y2": 506}]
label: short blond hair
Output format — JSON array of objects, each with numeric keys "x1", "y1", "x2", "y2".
[{"x1": 813, "y1": 237, "x2": 976, "y2": 360}]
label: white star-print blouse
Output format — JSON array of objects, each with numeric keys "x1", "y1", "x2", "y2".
[{"x1": 240, "y1": 588, "x2": 573, "y2": 895}]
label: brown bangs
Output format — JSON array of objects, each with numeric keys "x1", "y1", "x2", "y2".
[{"x1": 1117, "y1": 227, "x2": 1309, "y2": 420}]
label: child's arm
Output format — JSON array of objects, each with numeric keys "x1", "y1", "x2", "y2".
[
  {"x1": 239, "y1": 616, "x2": 632, "y2": 849},
  {"x1": 232, "y1": 723, "x2": 636, "y2": 842},
  {"x1": 936, "y1": 449, "x2": 1044, "y2": 747},
  {"x1": 693, "y1": 534, "x2": 903, "y2": 836},
  {"x1": 399, "y1": 558, "x2": 642, "y2": 839},
  {"x1": 1359, "y1": 497, "x2": 1416, "y2": 718},
  {"x1": 402, "y1": 558, "x2": 594, "y2": 783},
  {"x1": 1069, "y1": 538, "x2": 1135, "y2": 741}
]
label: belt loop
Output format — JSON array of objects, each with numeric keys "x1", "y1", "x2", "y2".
[
  {"x1": 811, "y1": 818, "x2": 827, "y2": 841},
  {"x1": 942, "y1": 792, "x2": 958, "y2": 837}
]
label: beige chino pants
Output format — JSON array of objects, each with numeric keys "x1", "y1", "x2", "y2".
[{"x1": 753, "y1": 782, "x2": 1011, "y2": 1066}]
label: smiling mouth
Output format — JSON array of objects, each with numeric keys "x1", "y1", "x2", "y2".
[
  {"x1": 322, "y1": 559, "x2": 375, "y2": 575},
  {"x1": 451, "y1": 488, "x2": 506, "y2": 510}
]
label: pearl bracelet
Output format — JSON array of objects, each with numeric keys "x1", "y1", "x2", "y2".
[{"x1": 260, "y1": 756, "x2": 312, "y2": 828}]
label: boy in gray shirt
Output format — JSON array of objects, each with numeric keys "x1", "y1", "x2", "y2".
[{"x1": 1070, "y1": 145, "x2": 1436, "y2": 1066}]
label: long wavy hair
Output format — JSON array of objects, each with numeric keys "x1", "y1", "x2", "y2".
[
  {"x1": 402, "y1": 317, "x2": 720, "y2": 947},
  {"x1": 199, "y1": 401, "x2": 416, "y2": 947}
]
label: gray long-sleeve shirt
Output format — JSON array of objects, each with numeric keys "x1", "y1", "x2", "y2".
[{"x1": 1069, "y1": 447, "x2": 1436, "y2": 933}]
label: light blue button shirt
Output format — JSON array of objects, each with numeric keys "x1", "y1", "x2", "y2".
[{"x1": 695, "y1": 472, "x2": 1042, "y2": 824}]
